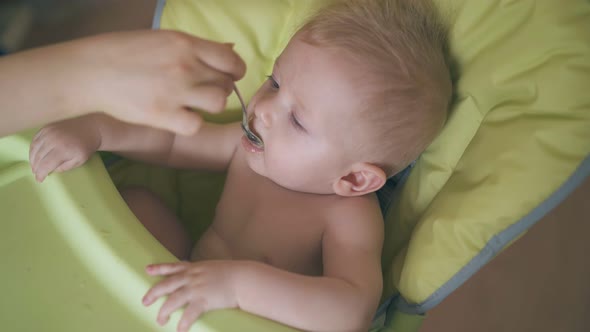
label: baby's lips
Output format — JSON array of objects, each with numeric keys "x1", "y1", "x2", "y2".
[{"x1": 248, "y1": 119, "x2": 264, "y2": 143}]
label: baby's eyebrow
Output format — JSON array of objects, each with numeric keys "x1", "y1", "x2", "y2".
[
  {"x1": 272, "y1": 59, "x2": 281, "y2": 76},
  {"x1": 273, "y1": 58, "x2": 309, "y2": 119}
]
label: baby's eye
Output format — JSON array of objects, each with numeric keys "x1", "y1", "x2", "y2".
[
  {"x1": 290, "y1": 112, "x2": 306, "y2": 132},
  {"x1": 266, "y1": 75, "x2": 280, "y2": 89}
]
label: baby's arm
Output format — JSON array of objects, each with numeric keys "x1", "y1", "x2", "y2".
[
  {"x1": 94, "y1": 113, "x2": 241, "y2": 170},
  {"x1": 235, "y1": 197, "x2": 384, "y2": 331},
  {"x1": 29, "y1": 113, "x2": 241, "y2": 181},
  {"x1": 143, "y1": 196, "x2": 384, "y2": 332}
]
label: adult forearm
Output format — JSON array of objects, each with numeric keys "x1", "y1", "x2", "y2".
[
  {"x1": 235, "y1": 261, "x2": 374, "y2": 332},
  {"x1": 0, "y1": 47, "x2": 84, "y2": 137}
]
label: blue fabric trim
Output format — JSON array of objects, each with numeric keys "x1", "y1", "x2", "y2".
[
  {"x1": 378, "y1": 161, "x2": 416, "y2": 215},
  {"x1": 152, "y1": 0, "x2": 166, "y2": 30},
  {"x1": 375, "y1": 295, "x2": 396, "y2": 319},
  {"x1": 371, "y1": 295, "x2": 398, "y2": 329},
  {"x1": 394, "y1": 153, "x2": 590, "y2": 314}
]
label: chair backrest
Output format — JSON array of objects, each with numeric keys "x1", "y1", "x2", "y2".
[
  {"x1": 156, "y1": 0, "x2": 590, "y2": 316},
  {"x1": 381, "y1": 0, "x2": 590, "y2": 314}
]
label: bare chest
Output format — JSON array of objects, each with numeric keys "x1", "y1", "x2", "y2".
[{"x1": 192, "y1": 159, "x2": 330, "y2": 275}]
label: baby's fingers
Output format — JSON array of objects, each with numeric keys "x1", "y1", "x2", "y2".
[
  {"x1": 54, "y1": 159, "x2": 83, "y2": 173},
  {"x1": 156, "y1": 290, "x2": 191, "y2": 326},
  {"x1": 142, "y1": 274, "x2": 187, "y2": 306},
  {"x1": 31, "y1": 146, "x2": 55, "y2": 182},
  {"x1": 146, "y1": 262, "x2": 189, "y2": 276},
  {"x1": 34, "y1": 152, "x2": 67, "y2": 182},
  {"x1": 177, "y1": 301, "x2": 206, "y2": 332},
  {"x1": 29, "y1": 130, "x2": 48, "y2": 167}
]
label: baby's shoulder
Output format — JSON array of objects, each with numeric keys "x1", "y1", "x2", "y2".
[
  {"x1": 323, "y1": 194, "x2": 384, "y2": 238},
  {"x1": 329, "y1": 193, "x2": 382, "y2": 217}
]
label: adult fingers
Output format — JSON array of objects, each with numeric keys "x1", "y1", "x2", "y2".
[
  {"x1": 193, "y1": 39, "x2": 246, "y2": 81},
  {"x1": 143, "y1": 108, "x2": 204, "y2": 137},
  {"x1": 190, "y1": 60, "x2": 235, "y2": 88},
  {"x1": 184, "y1": 84, "x2": 232, "y2": 114}
]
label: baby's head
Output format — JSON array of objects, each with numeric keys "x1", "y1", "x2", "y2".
[{"x1": 243, "y1": 0, "x2": 451, "y2": 196}]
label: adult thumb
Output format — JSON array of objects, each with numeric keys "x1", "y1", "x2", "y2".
[{"x1": 151, "y1": 108, "x2": 203, "y2": 136}]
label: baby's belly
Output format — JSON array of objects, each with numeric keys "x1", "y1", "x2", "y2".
[
  {"x1": 190, "y1": 227, "x2": 234, "y2": 261},
  {"x1": 191, "y1": 227, "x2": 280, "y2": 265},
  {"x1": 190, "y1": 224, "x2": 322, "y2": 276}
]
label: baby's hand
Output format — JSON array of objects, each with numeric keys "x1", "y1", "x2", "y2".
[
  {"x1": 29, "y1": 118, "x2": 101, "y2": 182},
  {"x1": 143, "y1": 261, "x2": 239, "y2": 332}
]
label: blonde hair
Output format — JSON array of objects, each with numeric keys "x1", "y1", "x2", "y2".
[{"x1": 299, "y1": 0, "x2": 452, "y2": 175}]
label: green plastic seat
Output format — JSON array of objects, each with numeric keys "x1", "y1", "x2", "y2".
[{"x1": 1, "y1": 0, "x2": 588, "y2": 331}]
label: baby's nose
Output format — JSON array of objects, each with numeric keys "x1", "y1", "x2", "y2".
[{"x1": 254, "y1": 106, "x2": 273, "y2": 128}]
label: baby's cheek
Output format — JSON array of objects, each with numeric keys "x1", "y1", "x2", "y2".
[
  {"x1": 267, "y1": 156, "x2": 303, "y2": 183},
  {"x1": 269, "y1": 156, "x2": 298, "y2": 179}
]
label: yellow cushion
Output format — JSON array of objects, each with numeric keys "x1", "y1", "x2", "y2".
[
  {"x1": 383, "y1": 0, "x2": 590, "y2": 310},
  {"x1": 161, "y1": 0, "x2": 590, "y2": 310}
]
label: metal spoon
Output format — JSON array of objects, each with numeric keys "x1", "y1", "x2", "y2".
[{"x1": 234, "y1": 84, "x2": 264, "y2": 148}]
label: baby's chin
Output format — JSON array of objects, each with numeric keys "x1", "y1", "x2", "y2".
[
  {"x1": 255, "y1": 167, "x2": 334, "y2": 195},
  {"x1": 243, "y1": 151, "x2": 336, "y2": 194},
  {"x1": 271, "y1": 178, "x2": 332, "y2": 195}
]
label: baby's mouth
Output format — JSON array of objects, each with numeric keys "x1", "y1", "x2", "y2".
[
  {"x1": 249, "y1": 120, "x2": 264, "y2": 142},
  {"x1": 241, "y1": 119, "x2": 264, "y2": 150}
]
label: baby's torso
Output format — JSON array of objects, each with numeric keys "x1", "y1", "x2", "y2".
[{"x1": 191, "y1": 150, "x2": 336, "y2": 276}]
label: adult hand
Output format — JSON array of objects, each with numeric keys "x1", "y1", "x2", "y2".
[
  {"x1": 0, "y1": 30, "x2": 246, "y2": 137},
  {"x1": 67, "y1": 30, "x2": 247, "y2": 135}
]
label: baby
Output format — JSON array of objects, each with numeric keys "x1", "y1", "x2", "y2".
[{"x1": 29, "y1": 0, "x2": 451, "y2": 331}]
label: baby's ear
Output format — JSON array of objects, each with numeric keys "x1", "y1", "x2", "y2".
[{"x1": 333, "y1": 163, "x2": 386, "y2": 197}]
